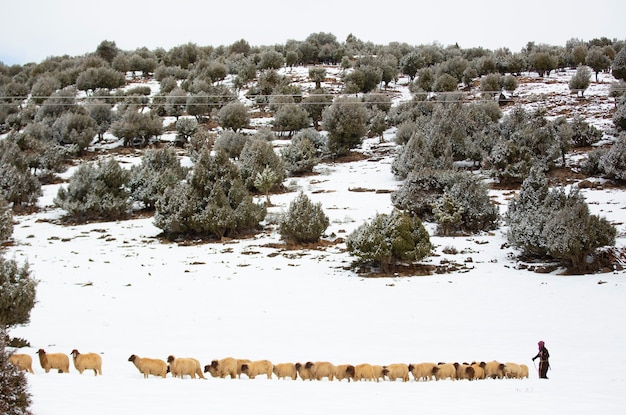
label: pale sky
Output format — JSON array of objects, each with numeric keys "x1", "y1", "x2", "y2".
[{"x1": 1, "y1": 0, "x2": 624, "y2": 65}]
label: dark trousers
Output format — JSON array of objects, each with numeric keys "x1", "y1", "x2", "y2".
[{"x1": 539, "y1": 361, "x2": 549, "y2": 378}]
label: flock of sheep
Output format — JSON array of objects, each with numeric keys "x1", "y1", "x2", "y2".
[{"x1": 9, "y1": 349, "x2": 530, "y2": 382}]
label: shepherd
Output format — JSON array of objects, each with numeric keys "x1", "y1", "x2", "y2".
[{"x1": 532, "y1": 340, "x2": 550, "y2": 379}]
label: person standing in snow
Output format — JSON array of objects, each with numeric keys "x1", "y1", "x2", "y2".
[{"x1": 532, "y1": 340, "x2": 550, "y2": 379}]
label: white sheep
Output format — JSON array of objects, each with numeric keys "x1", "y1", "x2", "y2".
[
  {"x1": 308, "y1": 361, "x2": 337, "y2": 381},
  {"x1": 240, "y1": 360, "x2": 273, "y2": 379},
  {"x1": 432, "y1": 363, "x2": 456, "y2": 381},
  {"x1": 273, "y1": 362, "x2": 298, "y2": 380},
  {"x1": 70, "y1": 349, "x2": 102, "y2": 376},
  {"x1": 352, "y1": 363, "x2": 377, "y2": 382},
  {"x1": 167, "y1": 355, "x2": 206, "y2": 379},
  {"x1": 409, "y1": 362, "x2": 436, "y2": 381},
  {"x1": 384, "y1": 363, "x2": 410, "y2": 382},
  {"x1": 484, "y1": 360, "x2": 506, "y2": 379},
  {"x1": 203, "y1": 357, "x2": 238, "y2": 379},
  {"x1": 504, "y1": 362, "x2": 522, "y2": 379},
  {"x1": 8, "y1": 353, "x2": 34, "y2": 374},
  {"x1": 37, "y1": 349, "x2": 70, "y2": 373},
  {"x1": 128, "y1": 354, "x2": 167, "y2": 378}
]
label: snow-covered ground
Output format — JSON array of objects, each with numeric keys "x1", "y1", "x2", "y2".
[{"x1": 4, "y1": 68, "x2": 626, "y2": 414}]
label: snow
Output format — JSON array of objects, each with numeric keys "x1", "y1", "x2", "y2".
[{"x1": 5, "y1": 69, "x2": 626, "y2": 415}]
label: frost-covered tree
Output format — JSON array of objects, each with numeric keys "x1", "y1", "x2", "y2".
[
  {"x1": 54, "y1": 158, "x2": 131, "y2": 221},
  {"x1": 214, "y1": 130, "x2": 248, "y2": 159},
  {"x1": 175, "y1": 117, "x2": 198, "y2": 146},
  {"x1": 165, "y1": 87, "x2": 187, "y2": 120},
  {"x1": 153, "y1": 150, "x2": 266, "y2": 240},
  {"x1": 238, "y1": 138, "x2": 285, "y2": 191},
  {"x1": 568, "y1": 65, "x2": 591, "y2": 97},
  {"x1": 76, "y1": 67, "x2": 125, "y2": 92},
  {"x1": 272, "y1": 103, "x2": 310, "y2": 137},
  {"x1": 585, "y1": 47, "x2": 610, "y2": 82},
  {"x1": 346, "y1": 210, "x2": 432, "y2": 273},
  {"x1": 217, "y1": 102, "x2": 249, "y2": 131},
  {"x1": 599, "y1": 133, "x2": 626, "y2": 181},
  {"x1": 309, "y1": 67, "x2": 327, "y2": 89},
  {"x1": 87, "y1": 99, "x2": 113, "y2": 141},
  {"x1": 253, "y1": 167, "x2": 278, "y2": 205},
  {"x1": 301, "y1": 89, "x2": 333, "y2": 129},
  {"x1": 279, "y1": 192, "x2": 329, "y2": 243},
  {"x1": 506, "y1": 169, "x2": 616, "y2": 272},
  {"x1": 0, "y1": 139, "x2": 42, "y2": 208},
  {"x1": 322, "y1": 96, "x2": 369, "y2": 157},
  {"x1": 611, "y1": 47, "x2": 626, "y2": 82},
  {"x1": 280, "y1": 135, "x2": 320, "y2": 176},
  {"x1": 433, "y1": 192, "x2": 464, "y2": 236},
  {"x1": 0, "y1": 196, "x2": 13, "y2": 243},
  {"x1": 110, "y1": 107, "x2": 163, "y2": 147},
  {"x1": 613, "y1": 97, "x2": 626, "y2": 132},
  {"x1": 51, "y1": 112, "x2": 97, "y2": 154},
  {"x1": 0, "y1": 327, "x2": 33, "y2": 415},
  {"x1": 0, "y1": 258, "x2": 37, "y2": 328},
  {"x1": 128, "y1": 147, "x2": 187, "y2": 210}
]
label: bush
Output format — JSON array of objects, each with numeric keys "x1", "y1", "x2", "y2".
[
  {"x1": 0, "y1": 328, "x2": 33, "y2": 415},
  {"x1": 54, "y1": 158, "x2": 131, "y2": 221},
  {"x1": 322, "y1": 96, "x2": 369, "y2": 156},
  {"x1": 238, "y1": 138, "x2": 285, "y2": 191},
  {"x1": 346, "y1": 210, "x2": 432, "y2": 273},
  {"x1": 281, "y1": 136, "x2": 320, "y2": 176},
  {"x1": 279, "y1": 192, "x2": 329, "y2": 243},
  {"x1": 0, "y1": 258, "x2": 37, "y2": 328},
  {"x1": 599, "y1": 133, "x2": 626, "y2": 181},
  {"x1": 217, "y1": 102, "x2": 250, "y2": 131},
  {"x1": 214, "y1": 130, "x2": 249, "y2": 159},
  {"x1": 0, "y1": 197, "x2": 12, "y2": 243}
]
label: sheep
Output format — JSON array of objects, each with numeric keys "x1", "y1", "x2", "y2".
[
  {"x1": 128, "y1": 354, "x2": 167, "y2": 378},
  {"x1": 484, "y1": 360, "x2": 506, "y2": 379},
  {"x1": 504, "y1": 362, "x2": 522, "y2": 379},
  {"x1": 8, "y1": 353, "x2": 34, "y2": 374},
  {"x1": 308, "y1": 361, "x2": 337, "y2": 381},
  {"x1": 203, "y1": 357, "x2": 238, "y2": 379},
  {"x1": 372, "y1": 365, "x2": 386, "y2": 382},
  {"x1": 520, "y1": 364, "x2": 529, "y2": 379},
  {"x1": 432, "y1": 363, "x2": 456, "y2": 381},
  {"x1": 167, "y1": 355, "x2": 206, "y2": 379},
  {"x1": 467, "y1": 361, "x2": 486, "y2": 380},
  {"x1": 352, "y1": 363, "x2": 377, "y2": 382},
  {"x1": 454, "y1": 362, "x2": 471, "y2": 380},
  {"x1": 335, "y1": 364, "x2": 355, "y2": 382},
  {"x1": 236, "y1": 359, "x2": 252, "y2": 379},
  {"x1": 36, "y1": 349, "x2": 70, "y2": 373},
  {"x1": 240, "y1": 360, "x2": 273, "y2": 379},
  {"x1": 295, "y1": 362, "x2": 314, "y2": 381},
  {"x1": 273, "y1": 362, "x2": 298, "y2": 380},
  {"x1": 70, "y1": 349, "x2": 102, "y2": 376},
  {"x1": 383, "y1": 363, "x2": 410, "y2": 382},
  {"x1": 409, "y1": 362, "x2": 437, "y2": 381}
]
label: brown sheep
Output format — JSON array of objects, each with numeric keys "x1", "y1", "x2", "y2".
[
  {"x1": 432, "y1": 363, "x2": 456, "y2": 381},
  {"x1": 308, "y1": 361, "x2": 337, "y2": 381},
  {"x1": 335, "y1": 364, "x2": 355, "y2": 382},
  {"x1": 204, "y1": 357, "x2": 238, "y2": 379},
  {"x1": 37, "y1": 349, "x2": 70, "y2": 373},
  {"x1": 273, "y1": 362, "x2": 298, "y2": 380},
  {"x1": 520, "y1": 364, "x2": 529, "y2": 379},
  {"x1": 353, "y1": 363, "x2": 377, "y2": 382},
  {"x1": 454, "y1": 362, "x2": 471, "y2": 380},
  {"x1": 383, "y1": 363, "x2": 410, "y2": 382},
  {"x1": 70, "y1": 349, "x2": 102, "y2": 376},
  {"x1": 167, "y1": 355, "x2": 206, "y2": 379},
  {"x1": 240, "y1": 360, "x2": 273, "y2": 379},
  {"x1": 128, "y1": 354, "x2": 167, "y2": 378},
  {"x1": 504, "y1": 362, "x2": 522, "y2": 379},
  {"x1": 8, "y1": 353, "x2": 34, "y2": 374},
  {"x1": 409, "y1": 362, "x2": 436, "y2": 381},
  {"x1": 295, "y1": 362, "x2": 314, "y2": 381},
  {"x1": 236, "y1": 359, "x2": 252, "y2": 379},
  {"x1": 467, "y1": 361, "x2": 486, "y2": 380},
  {"x1": 484, "y1": 360, "x2": 506, "y2": 379}
]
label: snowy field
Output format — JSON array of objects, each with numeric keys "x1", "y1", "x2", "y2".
[{"x1": 4, "y1": 68, "x2": 626, "y2": 415}]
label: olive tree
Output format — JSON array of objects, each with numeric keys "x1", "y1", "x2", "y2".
[{"x1": 322, "y1": 97, "x2": 369, "y2": 157}]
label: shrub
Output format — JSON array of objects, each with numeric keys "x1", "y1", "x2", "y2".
[
  {"x1": 346, "y1": 210, "x2": 432, "y2": 273},
  {"x1": 54, "y1": 158, "x2": 131, "y2": 221},
  {"x1": 279, "y1": 192, "x2": 329, "y2": 243},
  {"x1": 238, "y1": 138, "x2": 285, "y2": 191},
  {"x1": 281, "y1": 136, "x2": 320, "y2": 176},
  {"x1": 217, "y1": 102, "x2": 250, "y2": 131},
  {"x1": 0, "y1": 327, "x2": 33, "y2": 415},
  {"x1": 0, "y1": 196, "x2": 12, "y2": 243},
  {"x1": 214, "y1": 130, "x2": 248, "y2": 159},
  {"x1": 322, "y1": 96, "x2": 369, "y2": 156},
  {"x1": 0, "y1": 258, "x2": 37, "y2": 328},
  {"x1": 599, "y1": 133, "x2": 626, "y2": 181}
]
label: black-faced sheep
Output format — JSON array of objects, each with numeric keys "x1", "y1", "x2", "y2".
[
  {"x1": 70, "y1": 349, "x2": 102, "y2": 376},
  {"x1": 273, "y1": 362, "x2": 298, "y2": 380},
  {"x1": 467, "y1": 361, "x2": 486, "y2": 380},
  {"x1": 383, "y1": 363, "x2": 410, "y2": 382},
  {"x1": 167, "y1": 355, "x2": 205, "y2": 379},
  {"x1": 409, "y1": 362, "x2": 436, "y2": 381},
  {"x1": 295, "y1": 362, "x2": 314, "y2": 381},
  {"x1": 128, "y1": 354, "x2": 167, "y2": 378},
  {"x1": 37, "y1": 349, "x2": 70, "y2": 373},
  {"x1": 240, "y1": 360, "x2": 273, "y2": 379},
  {"x1": 204, "y1": 357, "x2": 238, "y2": 379},
  {"x1": 308, "y1": 361, "x2": 337, "y2": 381},
  {"x1": 8, "y1": 353, "x2": 34, "y2": 374},
  {"x1": 353, "y1": 363, "x2": 377, "y2": 382},
  {"x1": 432, "y1": 363, "x2": 456, "y2": 381},
  {"x1": 335, "y1": 364, "x2": 355, "y2": 382},
  {"x1": 484, "y1": 360, "x2": 506, "y2": 379}
]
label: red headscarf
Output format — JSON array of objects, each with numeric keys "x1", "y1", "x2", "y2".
[{"x1": 538, "y1": 340, "x2": 545, "y2": 349}]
